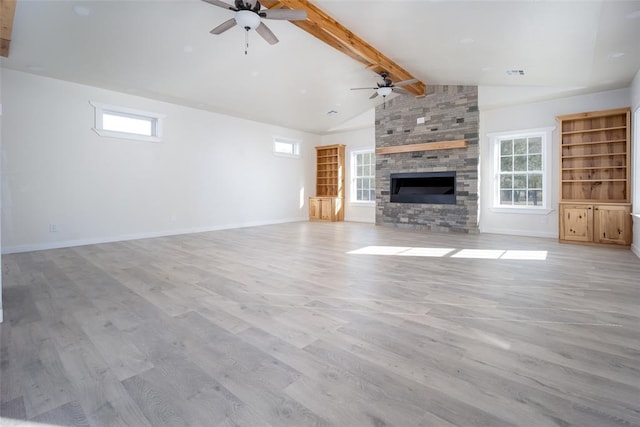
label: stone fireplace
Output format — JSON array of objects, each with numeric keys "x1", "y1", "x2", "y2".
[{"x1": 375, "y1": 85, "x2": 479, "y2": 233}]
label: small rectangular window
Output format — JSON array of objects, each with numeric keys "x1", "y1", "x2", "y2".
[
  {"x1": 90, "y1": 101, "x2": 164, "y2": 142},
  {"x1": 273, "y1": 137, "x2": 301, "y2": 158},
  {"x1": 102, "y1": 111, "x2": 154, "y2": 136}
]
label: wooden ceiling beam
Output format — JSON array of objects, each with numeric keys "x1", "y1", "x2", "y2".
[
  {"x1": 260, "y1": 0, "x2": 426, "y2": 97},
  {"x1": 1, "y1": 0, "x2": 16, "y2": 57}
]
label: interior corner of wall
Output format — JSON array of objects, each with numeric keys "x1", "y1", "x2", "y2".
[{"x1": 632, "y1": 242, "x2": 640, "y2": 260}]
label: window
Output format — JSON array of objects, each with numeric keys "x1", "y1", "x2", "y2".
[
  {"x1": 489, "y1": 127, "x2": 553, "y2": 212},
  {"x1": 351, "y1": 149, "x2": 375, "y2": 203},
  {"x1": 273, "y1": 137, "x2": 301, "y2": 158},
  {"x1": 90, "y1": 101, "x2": 164, "y2": 142}
]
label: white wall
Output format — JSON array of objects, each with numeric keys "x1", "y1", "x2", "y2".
[
  {"x1": 478, "y1": 87, "x2": 631, "y2": 238},
  {"x1": 630, "y1": 68, "x2": 640, "y2": 258},
  {"x1": 321, "y1": 110, "x2": 375, "y2": 223},
  {"x1": 1, "y1": 69, "x2": 319, "y2": 253}
]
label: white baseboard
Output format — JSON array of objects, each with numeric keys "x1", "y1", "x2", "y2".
[
  {"x1": 632, "y1": 243, "x2": 640, "y2": 259},
  {"x1": 344, "y1": 217, "x2": 375, "y2": 224},
  {"x1": 1, "y1": 217, "x2": 306, "y2": 254},
  {"x1": 479, "y1": 227, "x2": 557, "y2": 239},
  {"x1": 0, "y1": 308, "x2": 3, "y2": 324}
]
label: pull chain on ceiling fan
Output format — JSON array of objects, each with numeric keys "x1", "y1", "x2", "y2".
[{"x1": 202, "y1": 0, "x2": 307, "y2": 54}]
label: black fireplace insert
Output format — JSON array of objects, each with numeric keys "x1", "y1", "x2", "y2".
[{"x1": 390, "y1": 171, "x2": 456, "y2": 204}]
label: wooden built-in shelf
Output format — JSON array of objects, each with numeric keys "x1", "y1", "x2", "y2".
[
  {"x1": 376, "y1": 140, "x2": 467, "y2": 155},
  {"x1": 557, "y1": 107, "x2": 632, "y2": 247},
  {"x1": 310, "y1": 144, "x2": 345, "y2": 222}
]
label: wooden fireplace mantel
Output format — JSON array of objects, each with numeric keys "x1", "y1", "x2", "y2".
[{"x1": 376, "y1": 140, "x2": 468, "y2": 155}]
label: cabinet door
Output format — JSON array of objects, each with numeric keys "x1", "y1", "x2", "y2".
[
  {"x1": 309, "y1": 198, "x2": 321, "y2": 220},
  {"x1": 320, "y1": 198, "x2": 333, "y2": 221},
  {"x1": 594, "y1": 205, "x2": 631, "y2": 245},
  {"x1": 560, "y1": 205, "x2": 593, "y2": 242}
]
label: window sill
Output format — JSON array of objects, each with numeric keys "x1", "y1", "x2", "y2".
[
  {"x1": 349, "y1": 201, "x2": 375, "y2": 206},
  {"x1": 490, "y1": 206, "x2": 553, "y2": 215},
  {"x1": 92, "y1": 128, "x2": 162, "y2": 143}
]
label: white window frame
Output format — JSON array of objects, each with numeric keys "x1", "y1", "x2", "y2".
[
  {"x1": 273, "y1": 136, "x2": 301, "y2": 158},
  {"x1": 488, "y1": 127, "x2": 554, "y2": 214},
  {"x1": 90, "y1": 101, "x2": 165, "y2": 142},
  {"x1": 350, "y1": 148, "x2": 376, "y2": 204}
]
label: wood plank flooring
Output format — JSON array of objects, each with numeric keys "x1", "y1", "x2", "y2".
[{"x1": 1, "y1": 221, "x2": 639, "y2": 426}]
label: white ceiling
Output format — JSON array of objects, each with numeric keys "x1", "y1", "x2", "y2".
[{"x1": 3, "y1": 0, "x2": 640, "y2": 134}]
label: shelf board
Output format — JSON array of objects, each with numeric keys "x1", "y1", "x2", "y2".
[
  {"x1": 560, "y1": 200, "x2": 630, "y2": 204},
  {"x1": 557, "y1": 107, "x2": 630, "y2": 121},
  {"x1": 561, "y1": 138, "x2": 627, "y2": 147},
  {"x1": 561, "y1": 179, "x2": 627, "y2": 183},
  {"x1": 561, "y1": 125, "x2": 626, "y2": 135},
  {"x1": 562, "y1": 166, "x2": 626, "y2": 171},
  {"x1": 562, "y1": 152, "x2": 626, "y2": 159}
]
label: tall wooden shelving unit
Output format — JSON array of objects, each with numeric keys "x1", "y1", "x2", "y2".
[
  {"x1": 558, "y1": 107, "x2": 632, "y2": 246},
  {"x1": 309, "y1": 144, "x2": 345, "y2": 222}
]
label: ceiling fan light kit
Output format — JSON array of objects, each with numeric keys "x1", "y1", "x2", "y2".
[
  {"x1": 235, "y1": 10, "x2": 260, "y2": 30},
  {"x1": 377, "y1": 86, "x2": 392, "y2": 97}
]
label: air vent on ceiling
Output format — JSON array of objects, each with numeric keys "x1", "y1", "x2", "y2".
[{"x1": 506, "y1": 69, "x2": 525, "y2": 76}]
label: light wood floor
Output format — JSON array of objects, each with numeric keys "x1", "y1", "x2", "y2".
[{"x1": 1, "y1": 222, "x2": 639, "y2": 426}]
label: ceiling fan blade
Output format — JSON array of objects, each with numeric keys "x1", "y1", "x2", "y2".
[
  {"x1": 202, "y1": 0, "x2": 237, "y2": 11},
  {"x1": 255, "y1": 22, "x2": 279, "y2": 45},
  {"x1": 369, "y1": 91, "x2": 379, "y2": 99},
  {"x1": 393, "y1": 78, "x2": 418, "y2": 88},
  {"x1": 350, "y1": 87, "x2": 376, "y2": 91},
  {"x1": 392, "y1": 88, "x2": 408, "y2": 94},
  {"x1": 210, "y1": 18, "x2": 237, "y2": 35},
  {"x1": 261, "y1": 9, "x2": 307, "y2": 20}
]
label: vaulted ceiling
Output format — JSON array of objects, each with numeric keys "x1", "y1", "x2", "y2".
[{"x1": 2, "y1": 0, "x2": 640, "y2": 134}]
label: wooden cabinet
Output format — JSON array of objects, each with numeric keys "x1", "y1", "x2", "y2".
[
  {"x1": 559, "y1": 204, "x2": 593, "y2": 242},
  {"x1": 559, "y1": 204, "x2": 631, "y2": 245},
  {"x1": 593, "y1": 204, "x2": 632, "y2": 245},
  {"x1": 309, "y1": 196, "x2": 342, "y2": 221},
  {"x1": 309, "y1": 144, "x2": 345, "y2": 222},
  {"x1": 557, "y1": 108, "x2": 632, "y2": 246}
]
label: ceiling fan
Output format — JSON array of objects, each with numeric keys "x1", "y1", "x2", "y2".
[
  {"x1": 202, "y1": 0, "x2": 307, "y2": 54},
  {"x1": 351, "y1": 72, "x2": 418, "y2": 107}
]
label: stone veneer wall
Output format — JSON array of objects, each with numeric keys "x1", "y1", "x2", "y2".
[{"x1": 376, "y1": 85, "x2": 479, "y2": 233}]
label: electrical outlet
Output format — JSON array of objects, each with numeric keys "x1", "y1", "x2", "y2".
[{"x1": 49, "y1": 223, "x2": 58, "y2": 233}]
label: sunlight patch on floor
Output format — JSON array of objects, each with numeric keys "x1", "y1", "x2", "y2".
[
  {"x1": 348, "y1": 246, "x2": 548, "y2": 260},
  {"x1": 0, "y1": 419, "x2": 62, "y2": 427}
]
